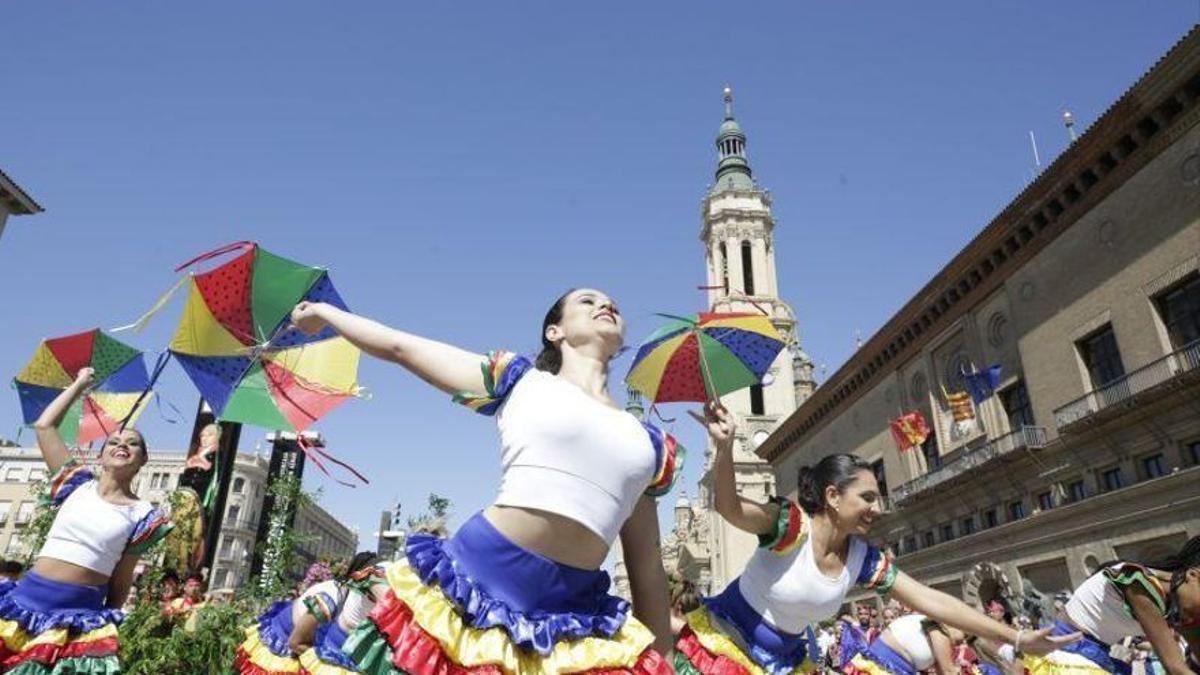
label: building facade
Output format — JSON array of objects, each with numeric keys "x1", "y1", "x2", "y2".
[
  {"x1": 0, "y1": 447, "x2": 358, "y2": 592},
  {"x1": 758, "y1": 28, "x2": 1200, "y2": 608}
]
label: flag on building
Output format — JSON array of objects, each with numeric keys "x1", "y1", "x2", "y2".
[
  {"x1": 890, "y1": 411, "x2": 930, "y2": 452},
  {"x1": 945, "y1": 387, "x2": 978, "y2": 439},
  {"x1": 963, "y1": 364, "x2": 1003, "y2": 404}
]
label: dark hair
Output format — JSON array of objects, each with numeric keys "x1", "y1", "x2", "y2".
[
  {"x1": 1102, "y1": 535, "x2": 1200, "y2": 625},
  {"x1": 796, "y1": 453, "x2": 873, "y2": 514},
  {"x1": 0, "y1": 560, "x2": 24, "y2": 576},
  {"x1": 671, "y1": 580, "x2": 701, "y2": 615},
  {"x1": 535, "y1": 289, "x2": 578, "y2": 374},
  {"x1": 346, "y1": 551, "x2": 380, "y2": 578}
]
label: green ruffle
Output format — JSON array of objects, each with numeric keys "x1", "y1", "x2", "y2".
[
  {"x1": 342, "y1": 620, "x2": 399, "y2": 675},
  {"x1": 673, "y1": 649, "x2": 704, "y2": 675},
  {"x1": 756, "y1": 496, "x2": 794, "y2": 549},
  {"x1": 1103, "y1": 563, "x2": 1167, "y2": 618},
  {"x1": 6, "y1": 655, "x2": 121, "y2": 675}
]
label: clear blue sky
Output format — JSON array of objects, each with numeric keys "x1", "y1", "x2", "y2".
[{"x1": 1, "y1": 3, "x2": 1195, "y2": 554}]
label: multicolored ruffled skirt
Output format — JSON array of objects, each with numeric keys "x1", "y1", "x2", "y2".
[
  {"x1": 342, "y1": 512, "x2": 670, "y2": 675},
  {"x1": 299, "y1": 623, "x2": 360, "y2": 675},
  {"x1": 235, "y1": 600, "x2": 301, "y2": 675},
  {"x1": 836, "y1": 620, "x2": 913, "y2": 675},
  {"x1": 1021, "y1": 621, "x2": 1130, "y2": 675},
  {"x1": 0, "y1": 571, "x2": 124, "y2": 674},
  {"x1": 675, "y1": 579, "x2": 817, "y2": 675}
]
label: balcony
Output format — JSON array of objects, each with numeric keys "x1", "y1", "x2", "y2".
[
  {"x1": 1054, "y1": 339, "x2": 1200, "y2": 430},
  {"x1": 892, "y1": 426, "x2": 1048, "y2": 506}
]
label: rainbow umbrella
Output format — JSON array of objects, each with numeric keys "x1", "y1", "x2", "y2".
[
  {"x1": 167, "y1": 241, "x2": 361, "y2": 432},
  {"x1": 13, "y1": 329, "x2": 151, "y2": 445},
  {"x1": 626, "y1": 312, "x2": 786, "y2": 403}
]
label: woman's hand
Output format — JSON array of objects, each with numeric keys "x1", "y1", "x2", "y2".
[
  {"x1": 73, "y1": 367, "x2": 96, "y2": 391},
  {"x1": 290, "y1": 302, "x2": 329, "y2": 336},
  {"x1": 1017, "y1": 625, "x2": 1081, "y2": 656},
  {"x1": 691, "y1": 401, "x2": 735, "y2": 451}
]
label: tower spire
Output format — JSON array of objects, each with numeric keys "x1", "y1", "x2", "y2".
[{"x1": 712, "y1": 86, "x2": 754, "y2": 194}]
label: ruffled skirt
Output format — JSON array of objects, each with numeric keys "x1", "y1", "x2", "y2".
[
  {"x1": 342, "y1": 512, "x2": 670, "y2": 675},
  {"x1": 0, "y1": 572, "x2": 123, "y2": 674},
  {"x1": 235, "y1": 600, "x2": 300, "y2": 675},
  {"x1": 835, "y1": 621, "x2": 913, "y2": 675},
  {"x1": 299, "y1": 622, "x2": 360, "y2": 675},
  {"x1": 674, "y1": 580, "x2": 816, "y2": 675},
  {"x1": 1021, "y1": 621, "x2": 1130, "y2": 675}
]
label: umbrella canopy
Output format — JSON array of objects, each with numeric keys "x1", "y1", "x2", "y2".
[
  {"x1": 168, "y1": 242, "x2": 360, "y2": 431},
  {"x1": 625, "y1": 312, "x2": 785, "y2": 403},
  {"x1": 13, "y1": 329, "x2": 150, "y2": 445}
]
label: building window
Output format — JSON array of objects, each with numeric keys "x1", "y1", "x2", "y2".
[
  {"x1": 4, "y1": 468, "x2": 23, "y2": 482},
  {"x1": 922, "y1": 435, "x2": 942, "y2": 471},
  {"x1": 1140, "y1": 453, "x2": 1166, "y2": 480},
  {"x1": 4, "y1": 537, "x2": 22, "y2": 558},
  {"x1": 227, "y1": 505, "x2": 241, "y2": 525},
  {"x1": 1100, "y1": 466, "x2": 1124, "y2": 492},
  {"x1": 961, "y1": 516, "x2": 976, "y2": 536},
  {"x1": 749, "y1": 385, "x2": 765, "y2": 416},
  {"x1": 1185, "y1": 439, "x2": 1200, "y2": 466},
  {"x1": 940, "y1": 523, "x2": 954, "y2": 542},
  {"x1": 0, "y1": 502, "x2": 11, "y2": 525},
  {"x1": 1077, "y1": 324, "x2": 1126, "y2": 389},
  {"x1": 903, "y1": 535, "x2": 917, "y2": 553},
  {"x1": 923, "y1": 531, "x2": 936, "y2": 548},
  {"x1": 1154, "y1": 273, "x2": 1200, "y2": 349},
  {"x1": 28, "y1": 469, "x2": 45, "y2": 483},
  {"x1": 740, "y1": 241, "x2": 755, "y2": 295},
  {"x1": 1009, "y1": 500, "x2": 1025, "y2": 521},
  {"x1": 718, "y1": 243, "x2": 729, "y2": 295},
  {"x1": 1066, "y1": 480, "x2": 1087, "y2": 503},
  {"x1": 983, "y1": 508, "x2": 998, "y2": 529},
  {"x1": 214, "y1": 569, "x2": 229, "y2": 588},
  {"x1": 1000, "y1": 381, "x2": 1035, "y2": 430},
  {"x1": 15, "y1": 502, "x2": 34, "y2": 525},
  {"x1": 219, "y1": 538, "x2": 233, "y2": 557},
  {"x1": 871, "y1": 459, "x2": 889, "y2": 498},
  {"x1": 1037, "y1": 491, "x2": 1054, "y2": 512},
  {"x1": 232, "y1": 477, "x2": 245, "y2": 494}
]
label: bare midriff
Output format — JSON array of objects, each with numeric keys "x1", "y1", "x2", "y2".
[
  {"x1": 483, "y1": 504, "x2": 610, "y2": 570},
  {"x1": 31, "y1": 557, "x2": 110, "y2": 587}
]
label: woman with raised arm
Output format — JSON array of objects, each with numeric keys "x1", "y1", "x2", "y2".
[
  {"x1": 673, "y1": 403, "x2": 1077, "y2": 675},
  {"x1": 1020, "y1": 535, "x2": 1200, "y2": 675},
  {"x1": 0, "y1": 367, "x2": 173, "y2": 674},
  {"x1": 290, "y1": 288, "x2": 682, "y2": 675}
]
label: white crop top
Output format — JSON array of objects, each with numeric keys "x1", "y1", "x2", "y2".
[
  {"x1": 302, "y1": 566, "x2": 387, "y2": 632},
  {"x1": 887, "y1": 614, "x2": 935, "y2": 670},
  {"x1": 737, "y1": 498, "x2": 898, "y2": 634},
  {"x1": 1065, "y1": 563, "x2": 1168, "y2": 645},
  {"x1": 39, "y1": 462, "x2": 172, "y2": 576},
  {"x1": 454, "y1": 353, "x2": 683, "y2": 544}
]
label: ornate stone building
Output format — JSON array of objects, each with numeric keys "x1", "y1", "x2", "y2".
[
  {"x1": 758, "y1": 28, "x2": 1200, "y2": 609},
  {"x1": 660, "y1": 89, "x2": 816, "y2": 595}
]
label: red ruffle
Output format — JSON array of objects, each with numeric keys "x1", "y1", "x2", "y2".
[
  {"x1": 233, "y1": 647, "x2": 292, "y2": 675},
  {"x1": 675, "y1": 628, "x2": 751, "y2": 675},
  {"x1": 2, "y1": 636, "x2": 119, "y2": 668},
  {"x1": 367, "y1": 590, "x2": 671, "y2": 675}
]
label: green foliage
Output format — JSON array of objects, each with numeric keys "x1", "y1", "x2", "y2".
[
  {"x1": 120, "y1": 597, "x2": 253, "y2": 675},
  {"x1": 406, "y1": 492, "x2": 452, "y2": 531},
  {"x1": 19, "y1": 475, "x2": 55, "y2": 564},
  {"x1": 254, "y1": 474, "x2": 317, "y2": 601}
]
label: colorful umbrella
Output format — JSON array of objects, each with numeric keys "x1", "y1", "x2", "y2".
[
  {"x1": 625, "y1": 312, "x2": 786, "y2": 403},
  {"x1": 13, "y1": 329, "x2": 151, "y2": 445},
  {"x1": 167, "y1": 241, "x2": 361, "y2": 432}
]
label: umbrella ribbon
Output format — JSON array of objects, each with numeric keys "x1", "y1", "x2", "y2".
[
  {"x1": 173, "y1": 240, "x2": 255, "y2": 273},
  {"x1": 295, "y1": 435, "x2": 370, "y2": 488}
]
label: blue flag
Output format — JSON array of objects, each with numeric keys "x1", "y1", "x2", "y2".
[{"x1": 963, "y1": 364, "x2": 1003, "y2": 404}]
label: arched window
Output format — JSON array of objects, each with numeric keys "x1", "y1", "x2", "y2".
[
  {"x1": 741, "y1": 241, "x2": 755, "y2": 295},
  {"x1": 232, "y1": 477, "x2": 245, "y2": 494},
  {"x1": 750, "y1": 384, "x2": 765, "y2": 415}
]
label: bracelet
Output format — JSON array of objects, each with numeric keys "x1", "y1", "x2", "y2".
[{"x1": 1014, "y1": 628, "x2": 1025, "y2": 654}]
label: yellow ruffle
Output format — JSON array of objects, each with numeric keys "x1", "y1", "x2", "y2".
[
  {"x1": 1022, "y1": 652, "x2": 1113, "y2": 675},
  {"x1": 683, "y1": 607, "x2": 769, "y2": 675},
  {"x1": 298, "y1": 648, "x2": 358, "y2": 675},
  {"x1": 0, "y1": 619, "x2": 116, "y2": 653},
  {"x1": 239, "y1": 627, "x2": 302, "y2": 673},
  {"x1": 385, "y1": 559, "x2": 655, "y2": 675},
  {"x1": 845, "y1": 654, "x2": 892, "y2": 675}
]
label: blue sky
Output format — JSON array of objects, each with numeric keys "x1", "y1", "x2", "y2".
[{"x1": 1, "y1": 3, "x2": 1194, "y2": 555}]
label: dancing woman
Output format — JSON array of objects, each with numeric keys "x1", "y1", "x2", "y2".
[
  {"x1": 291, "y1": 288, "x2": 682, "y2": 674},
  {"x1": 292, "y1": 553, "x2": 387, "y2": 675},
  {"x1": 674, "y1": 403, "x2": 1076, "y2": 674},
  {"x1": 1021, "y1": 535, "x2": 1200, "y2": 675},
  {"x1": 0, "y1": 368, "x2": 173, "y2": 673},
  {"x1": 838, "y1": 612, "x2": 997, "y2": 675}
]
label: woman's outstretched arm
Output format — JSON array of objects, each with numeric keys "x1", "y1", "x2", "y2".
[{"x1": 33, "y1": 367, "x2": 94, "y2": 473}]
